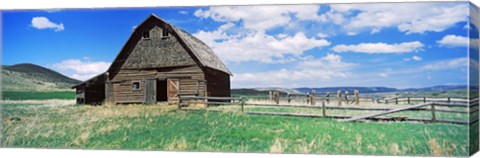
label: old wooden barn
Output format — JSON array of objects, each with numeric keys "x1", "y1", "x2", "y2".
[{"x1": 73, "y1": 14, "x2": 231, "y2": 105}]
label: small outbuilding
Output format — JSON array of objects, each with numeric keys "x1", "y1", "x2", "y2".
[{"x1": 73, "y1": 14, "x2": 231, "y2": 105}]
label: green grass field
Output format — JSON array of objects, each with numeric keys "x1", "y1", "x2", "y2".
[
  {"x1": 2, "y1": 91, "x2": 75, "y2": 100},
  {"x1": 1, "y1": 102, "x2": 470, "y2": 156}
]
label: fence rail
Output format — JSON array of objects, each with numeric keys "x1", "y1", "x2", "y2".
[
  {"x1": 241, "y1": 95, "x2": 469, "y2": 105},
  {"x1": 177, "y1": 96, "x2": 478, "y2": 125}
]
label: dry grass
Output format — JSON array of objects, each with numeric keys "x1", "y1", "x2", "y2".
[
  {"x1": 428, "y1": 138, "x2": 442, "y2": 156},
  {"x1": 165, "y1": 137, "x2": 188, "y2": 150},
  {"x1": 269, "y1": 137, "x2": 285, "y2": 153},
  {"x1": 390, "y1": 143, "x2": 402, "y2": 155}
]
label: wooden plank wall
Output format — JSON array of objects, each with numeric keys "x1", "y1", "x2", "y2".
[
  {"x1": 111, "y1": 65, "x2": 207, "y2": 103},
  {"x1": 112, "y1": 69, "x2": 157, "y2": 103},
  {"x1": 204, "y1": 68, "x2": 230, "y2": 97},
  {"x1": 84, "y1": 81, "x2": 106, "y2": 104},
  {"x1": 157, "y1": 65, "x2": 206, "y2": 97}
]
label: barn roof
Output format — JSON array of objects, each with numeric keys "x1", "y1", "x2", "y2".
[
  {"x1": 172, "y1": 26, "x2": 231, "y2": 75},
  {"x1": 73, "y1": 14, "x2": 232, "y2": 88},
  {"x1": 110, "y1": 14, "x2": 231, "y2": 75}
]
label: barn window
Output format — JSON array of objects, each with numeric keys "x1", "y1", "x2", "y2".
[
  {"x1": 162, "y1": 29, "x2": 169, "y2": 38},
  {"x1": 132, "y1": 81, "x2": 141, "y2": 90},
  {"x1": 142, "y1": 31, "x2": 150, "y2": 39}
]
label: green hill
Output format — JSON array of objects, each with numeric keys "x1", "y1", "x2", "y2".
[{"x1": 2, "y1": 63, "x2": 81, "y2": 91}]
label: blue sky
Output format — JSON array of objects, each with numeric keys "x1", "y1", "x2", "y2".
[{"x1": 2, "y1": 2, "x2": 477, "y2": 88}]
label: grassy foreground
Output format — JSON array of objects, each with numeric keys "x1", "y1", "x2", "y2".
[
  {"x1": 2, "y1": 91, "x2": 75, "y2": 100},
  {"x1": 1, "y1": 102, "x2": 469, "y2": 156}
]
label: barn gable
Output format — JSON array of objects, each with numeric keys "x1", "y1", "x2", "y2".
[
  {"x1": 121, "y1": 26, "x2": 196, "y2": 69},
  {"x1": 107, "y1": 14, "x2": 231, "y2": 78}
]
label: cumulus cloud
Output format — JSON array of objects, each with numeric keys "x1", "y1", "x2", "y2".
[
  {"x1": 178, "y1": 11, "x2": 188, "y2": 15},
  {"x1": 194, "y1": 28, "x2": 330, "y2": 63},
  {"x1": 316, "y1": 33, "x2": 329, "y2": 38},
  {"x1": 193, "y1": 5, "x2": 335, "y2": 63},
  {"x1": 43, "y1": 9, "x2": 62, "y2": 13},
  {"x1": 332, "y1": 41, "x2": 424, "y2": 54},
  {"x1": 53, "y1": 59, "x2": 110, "y2": 81},
  {"x1": 421, "y1": 57, "x2": 467, "y2": 71},
  {"x1": 437, "y1": 34, "x2": 469, "y2": 47},
  {"x1": 412, "y1": 56, "x2": 423, "y2": 61},
  {"x1": 31, "y1": 17, "x2": 64, "y2": 31},
  {"x1": 194, "y1": 5, "x2": 323, "y2": 32},
  {"x1": 232, "y1": 54, "x2": 355, "y2": 88},
  {"x1": 326, "y1": 3, "x2": 468, "y2": 34},
  {"x1": 379, "y1": 73, "x2": 388, "y2": 78}
]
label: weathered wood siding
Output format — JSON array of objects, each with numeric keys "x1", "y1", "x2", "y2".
[
  {"x1": 75, "y1": 74, "x2": 107, "y2": 105},
  {"x1": 122, "y1": 26, "x2": 195, "y2": 70},
  {"x1": 85, "y1": 81, "x2": 105, "y2": 104},
  {"x1": 109, "y1": 24, "x2": 210, "y2": 104},
  {"x1": 204, "y1": 68, "x2": 230, "y2": 97},
  {"x1": 111, "y1": 70, "x2": 157, "y2": 103},
  {"x1": 110, "y1": 65, "x2": 207, "y2": 103},
  {"x1": 156, "y1": 65, "x2": 207, "y2": 97}
]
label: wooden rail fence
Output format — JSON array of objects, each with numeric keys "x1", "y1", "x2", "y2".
[{"x1": 177, "y1": 96, "x2": 478, "y2": 125}]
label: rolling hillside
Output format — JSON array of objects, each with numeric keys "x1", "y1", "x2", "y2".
[{"x1": 2, "y1": 63, "x2": 81, "y2": 91}]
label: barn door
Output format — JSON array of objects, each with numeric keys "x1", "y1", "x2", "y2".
[
  {"x1": 167, "y1": 79, "x2": 180, "y2": 104},
  {"x1": 145, "y1": 79, "x2": 157, "y2": 104}
]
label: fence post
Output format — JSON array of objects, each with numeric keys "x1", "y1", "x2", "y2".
[
  {"x1": 407, "y1": 97, "x2": 410, "y2": 104},
  {"x1": 326, "y1": 93, "x2": 330, "y2": 104},
  {"x1": 241, "y1": 97, "x2": 245, "y2": 113},
  {"x1": 431, "y1": 104, "x2": 436, "y2": 122},
  {"x1": 423, "y1": 97, "x2": 426, "y2": 103},
  {"x1": 345, "y1": 91, "x2": 349, "y2": 104},
  {"x1": 311, "y1": 90, "x2": 316, "y2": 105},
  {"x1": 287, "y1": 93, "x2": 291, "y2": 103},
  {"x1": 337, "y1": 90, "x2": 342, "y2": 106},
  {"x1": 447, "y1": 97, "x2": 451, "y2": 103},
  {"x1": 322, "y1": 101, "x2": 326, "y2": 117},
  {"x1": 274, "y1": 90, "x2": 280, "y2": 105},
  {"x1": 177, "y1": 96, "x2": 182, "y2": 110},
  {"x1": 395, "y1": 98, "x2": 398, "y2": 105},
  {"x1": 354, "y1": 90, "x2": 359, "y2": 105},
  {"x1": 269, "y1": 91, "x2": 273, "y2": 101}
]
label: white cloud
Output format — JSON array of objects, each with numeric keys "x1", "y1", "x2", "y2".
[
  {"x1": 31, "y1": 17, "x2": 64, "y2": 32},
  {"x1": 194, "y1": 29, "x2": 330, "y2": 63},
  {"x1": 370, "y1": 28, "x2": 380, "y2": 34},
  {"x1": 193, "y1": 5, "x2": 337, "y2": 64},
  {"x1": 178, "y1": 11, "x2": 188, "y2": 15},
  {"x1": 436, "y1": 34, "x2": 469, "y2": 47},
  {"x1": 379, "y1": 73, "x2": 388, "y2": 78},
  {"x1": 53, "y1": 59, "x2": 110, "y2": 81},
  {"x1": 194, "y1": 5, "x2": 322, "y2": 32},
  {"x1": 412, "y1": 56, "x2": 423, "y2": 61},
  {"x1": 232, "y1": 54, "x2": 355, "y2": 88},
  {"x1": 346, "y1": 32, "x2": 357, "y2": 36},
  {"x1": 327, "y1": 3, "x2": 468, "y2": 34},
  {"x1": 421, "y1": 57, "x2": 467, "y2": 71},
  {"x1": 332, "y1": 41, "x2": 424, "y2": 54},
  {"x1": 316, "y1": 33, "x2": 329, "y2": 38},
  {"x1": 43, "y1": 9, "x2": 62, "y2": 13}
]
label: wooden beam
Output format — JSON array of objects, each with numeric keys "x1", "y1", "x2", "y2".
[
  {"x1": 341, "y1": 103, "x2": 431, "y2": 122},
  {"x1": 322, "y1": 101, "x2": 326, "y2": 116},
  {"x1": 182, "y1": 108, "x2": 469, "y2": 125},
  {"x1": 431, "y1": 104, "x2": 436, "y2": 122}
]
